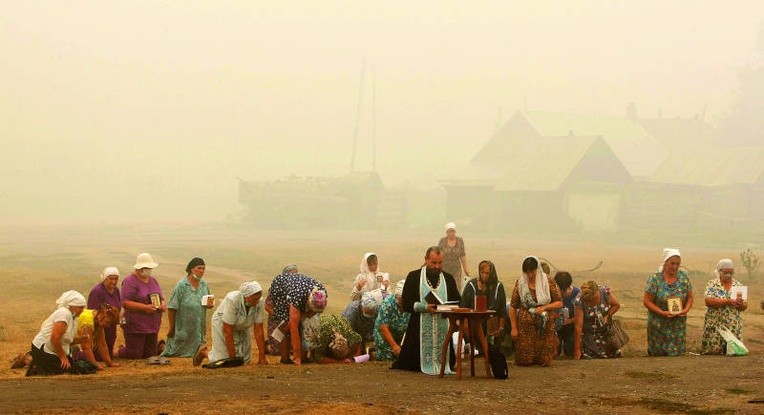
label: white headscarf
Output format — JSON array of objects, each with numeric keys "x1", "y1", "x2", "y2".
[
  {"x1": 445, "y1": 222, "x2": 457, "y2": 231},
  {"x1": 239, "y1": 281, "x2": 262, "y2": 298},
  {"x1": 56, "y1": 290, "x2": 86, "y2": 308},
  {"x1": 360, "y1": 252, "x2": 377, "y2": 276},
  {"x1": 659, "y1": 248, "x2": 681, "y2": 272},
  {"x1": 394, "y1": 280, "x2": 406, "y2": 296},
  {"x1": 100, "y1": 266, "x2": 120, "y2": 281},
  {"x1": 518, "y1": 256, "x2": 551, "y2": 307},
  {"x1": 715, "y1": 258, "x2": 734, "y2": 279}
]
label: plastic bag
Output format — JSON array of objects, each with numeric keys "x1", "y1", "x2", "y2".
[{"x1": 716, "y1": 327, "x2": 749, "y2": 356}]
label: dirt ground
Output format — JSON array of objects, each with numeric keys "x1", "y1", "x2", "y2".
[{"x1": 0, "y1": 224, "x2": 762, "y2": 414}]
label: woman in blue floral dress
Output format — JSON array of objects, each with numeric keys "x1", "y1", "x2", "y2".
[
  {"x1": 374, "y1": 280, "x2": 410, "y2": 361},
  {"x1": 643, "y1": 248, "x2": 694, "y2": 356},
  {"x1": 701, "y1": 259, "x2": 748, "y2": 354}
]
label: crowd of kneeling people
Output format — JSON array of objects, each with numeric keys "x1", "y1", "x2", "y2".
[{"x1": 15, "y1": 244, "x2": 752, "y2": 377}]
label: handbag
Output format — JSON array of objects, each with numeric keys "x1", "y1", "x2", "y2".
[{"x1": 607, "y1": 318, "x2": 629, "y2": 350}]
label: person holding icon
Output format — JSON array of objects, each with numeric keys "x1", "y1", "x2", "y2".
[
  {"x1": 701, "y1": 259, "x2": 748, "y2": 355},
  {"x1": 162, "y1": 257, "x2": 213, "y2": 358}
]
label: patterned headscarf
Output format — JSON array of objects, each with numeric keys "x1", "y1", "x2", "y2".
[
  {"x1": 282, "y1": 264, "x2": 298, "y2": 274},
  {"x1": 56, "y1": 290, "x2": 86, "y2": 308},
  {"x1": 185, "y1": 257, "x2": 205, "y2": 274},
  {"x1": 307, "y1": 287, "x2": 328, "y2": 313},
  {"x1": 239, "y1": 281, "x2": 262, "y2": 298},
  {"x1": 328, "y1": 332, "x2": 349, "y2": 359},
  {"x1": 100, "y1": 266, "x2": 120, "y2": 281},
  {"x1": 361, "y1": 289, "x2": 383, "y2": 316}
]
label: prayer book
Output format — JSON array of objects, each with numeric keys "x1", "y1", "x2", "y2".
[
  {"x1": 425, "y1": 290, "x2": 457, "y2": 306},
  {"x1": 730, "y1": 286, "x2": 748, "y2": 302}
]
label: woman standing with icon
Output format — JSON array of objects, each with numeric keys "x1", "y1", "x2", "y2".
[
  {"x1": 118, "y1": 252, "x2": 166, "y2": 359},
  {"x1": 643, "y1": 248, "x2": 694, "y2": 356}
]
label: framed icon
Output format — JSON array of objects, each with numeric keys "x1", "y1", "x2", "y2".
[
  {"x1": 149, "y1": 293, "x2": 161, "y2": 308},
  {"x1": 667, "y1": 297, "x2": 682, "y2": 315}
]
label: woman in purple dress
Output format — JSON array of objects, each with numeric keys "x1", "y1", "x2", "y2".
[
  {"x1": 118, "y1": 253, "x2": 166, "y2": 359},
  {"x1": 87, "y1": 266, "x2": 122, "y2": 360}
]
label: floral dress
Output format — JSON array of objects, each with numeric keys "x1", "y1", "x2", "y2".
[
  {"x1": 373, "y1": 295, "x2": 410, "y2": 361},
  {"x1": 644, "y1": 271, "x2": 692, "y2": 356},
  {"x1": 573, "y1": 286, "x2": 619, "y2": 358},
  {"x1": 438, "y1": 236, "x2": 465, "y2": 280},
  {"x1": 701, "y1": 278, "x2": 744, "y2": 355}
]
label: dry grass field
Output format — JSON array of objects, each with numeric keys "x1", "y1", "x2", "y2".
[{"x1": 0, "y1": 223, "x2": 762, "y2": 414}]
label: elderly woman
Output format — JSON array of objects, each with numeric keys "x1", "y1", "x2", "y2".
[
  {"x1": 304, "y1": 314, "x2": 363, "y2": 363},
  {"x1": 87, "y1": 266, "x2": 122, "y2": 360},
  {"x1": 701, "y1": 259, "x2": 748, "y2": 354},
  {"x1": 374, "y1": 280, "x2": 410, "y2": 361},
  {"x1": 508, "y1": 256, "x2": 563, "y2": 366},
  {"x1": 460, "y1": 260, "x2": 508, "y2": 352},
  {"x1": 265, "y1": 264, "x2": 299, "y2": 356},
  {"x1": 643, "y1": 248, "x2": 694, "y2": 356},
  {"x1": 268, "y1": 273, "x2": 328, "y2": 365},
  {"x1": 351, "y1": 253, "x2": 390, "y2": 300},
  {"x1": 438, "y1": 222, "x2": 470, "y2": 287},
  {"x1": 342, "y1": 289, "x2": 383, "y2": 345},
  {"x1": 193, "y1": 281, "x2": 267, "y2": 366},
  {"x1": 26, "y1": 291, "x2": 91, "y2": 376},
  {"x1": 162, "y1": 257, "x2": 213, "y2": 358},
  {"x1": 118, "y1": 253, "x2": 166, "y2": 359},
  {"x1": 573, "y1": 280, "x2": 621, "y2": 359}
]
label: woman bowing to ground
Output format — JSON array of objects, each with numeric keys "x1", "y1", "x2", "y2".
[
  {"x1": 643, "y1": 248, "x2": 693, "y2": 356},
  {"x1": 193, "y1": 281, "x2": 267, "y2": 366}
]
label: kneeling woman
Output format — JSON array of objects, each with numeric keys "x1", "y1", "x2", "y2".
[
  {"x1": 573, "y1": 280, "x2": 622, "y2": 359},
  {"x1": 193, "y1": 281, "x2": 267, "y2": 366},
  {"x1": 27, "y1": 291, "x2": 91, "y2": 376}
]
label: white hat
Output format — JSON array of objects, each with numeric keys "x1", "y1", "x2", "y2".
[
  {"x1": 133, "y1": 253, "x2": 159, "y2": 269},
  {"x1": 445, "y1": 222, "x2": 457, "y2": 231}
]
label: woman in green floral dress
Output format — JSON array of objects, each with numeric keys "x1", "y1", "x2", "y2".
[
  {"x1": 643, "y1": 248, "x2": 694, "y2": 356},
  {"x1": 701, "y1": 259, "x2": 748, "y2": 354}
]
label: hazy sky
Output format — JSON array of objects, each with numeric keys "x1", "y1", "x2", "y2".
[{"x1": 1, "y1": 1, "x2": 762, "y2": 222}]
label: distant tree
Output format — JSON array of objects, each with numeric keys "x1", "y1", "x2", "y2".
[
  {"x1": 721, "y1": 23, "x2": 764, "y2": 146},
  {"x1": 739, "y1": 247, "x2": 760, "y2": 279}
]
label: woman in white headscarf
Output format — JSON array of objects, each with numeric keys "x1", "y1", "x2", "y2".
[
  {"x1": 508, "y1": 256, "x2": 563, "y2": 366},
  {"x1": 701, "y1": 259, "x2": 748, "y2": 354},
  {"x1": 26, "y1": 291, "x2": 90, "y2": 376},
  {"x1": 643, "y1": 248, "x2": 694, "y2": 356},
  {"x1": 351, "y1": 253, "x2": 390, "y2": 301},
  {"x1": 193, "y1": 281, "x2": 267, "y2": 366}
]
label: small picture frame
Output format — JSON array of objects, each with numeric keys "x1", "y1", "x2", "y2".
[
  {"x1": 149, "y1": 293, "x2": 161, "y2": 308},
  {"x1": 667, "y1": 297, "x2": 683, "y2": 315}
]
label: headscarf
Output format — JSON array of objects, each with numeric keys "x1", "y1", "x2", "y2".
[
  {"x1": 478, "y1": 260, "x2": 499, "y2": 291},
  {"x1": 394, "y1": 280, "x2": 405, "y2": 296},
  {"x1": 361, "y1": 289, "x2": 383, "y2": 316},
  {"x1": 307, "y1": 286, "x2": 328, "y2": 313},
  {"x1": 100, "y1": 266, "x2": 120, "y2": 281},
  {"x1": 239, "y1": 281, "x2": 262, "y2": 298},
  {"x1": 282, "y1": 264, "x2": 298, "y2": 274},
  {"x1": 56, "y1": 290, "x2": 86, "y2": 308},
  {"x1": 359, "y1": 252, "x2": 377, "y2": 276},
  {"x1": 328, "y1": 332, "x2": 349, "y2": 359},
  {"x1": 715, "y1": 258, "x2": 734, "y2": 279},
  {"x1": 518, "y1": 255, "x2": 551, "y2": 308},
  {"x1": 185, "y1": 257, "x2": 205, "y2": 274},
  {"x1": 445, "y1": 222, "x2": 457, "y2": 231},
  {"x1": 659, "y1": 248, "x2": 681, "y2": 272}
]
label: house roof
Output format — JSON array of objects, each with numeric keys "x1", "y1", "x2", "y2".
[
  {"x1": 523, "y1": 111, "x2": 668, "y2": 177},
  {"x1": 647, "y1": 146, "x2": 764, "y2": 186},
  {"x1": 638, "y1": 117, "x2": 721, "y2": 151},
  {"x1": 448, "y1": 136, "x2": 625, "y2": 191}
]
